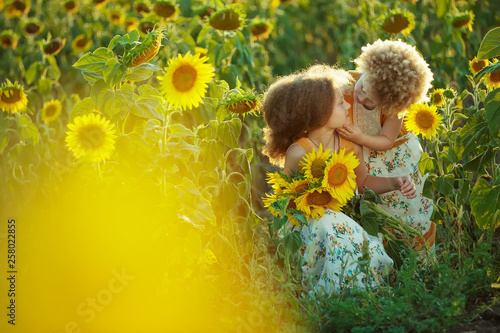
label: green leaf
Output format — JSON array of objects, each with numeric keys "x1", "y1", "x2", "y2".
[
  {"x1": 73, "y1": 47, "x2": 114, "y2": 72},
  {"x1": 46, "y1": 55, "x2": 61, "y2": 81},
  {"x1": 81, "y1": 70, "x2": 104, "y2": 85},
  {"x1": 103, "y1": 58, "x2": 126, "y2": 87},
  {"x1": 25, "y1": 62, "x2": 39, "y2": 85},
  {"x1": 125, "y1": 63, "x2": 162, "y2": 82},
  {"x1": 419, "y1": 152, "x2": 436, "y2": 176},
  {"x1": 434, "y1": 0, "x2": 452, "y2": 18},
  {"x1": 385, "y1": 239, "x2": 407, "y2": 269},
  {"x1": 477, "y1": 27, "x2": 500, "y2": 60},
  {"x1": 283, "y1": 230, "x2": 302, "y2": 254},
  {"x1": 471, "y1": 178, "x2": 500, "y2": 230},
  {"x1": 218, "y1": 118, "x2": 241, "y2": 148},
  {"x1": 19, "y1": 115, "x2": 39, "y2": 145},
  {"x1": 434, "y1": 174, "x2": 455, "y2": 196},
  {"x1": 485, "y1": 88, "x2": 500, "y2": 140},
  {"x1": 0, "y1": 133, "x2": 8, "y2": 154},
  {"x1": 70, "y1": 97, "x2": 95, "y2": 122},
  {"x1": 463, "y1": 149, "x2": 495, "y2": 174},
  {"x1": 169, "y1": 124, "x2": 193, "y2": 137}
]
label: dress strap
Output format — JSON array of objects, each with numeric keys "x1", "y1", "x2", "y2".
[{"x1": 292, "y1": 137, "x2": 314, "y2": 154}]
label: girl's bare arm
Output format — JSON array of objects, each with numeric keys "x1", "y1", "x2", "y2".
[{"x1": 337, "y1": 116, "x2": 402, "y2": 151}]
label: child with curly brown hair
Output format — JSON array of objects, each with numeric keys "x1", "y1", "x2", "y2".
[
  {"x1": 337, "y1": 39, "x2": 436, "y2": 254},
  {"x1": 262, "y1": 64, "x2": 417, "y2": 295}
]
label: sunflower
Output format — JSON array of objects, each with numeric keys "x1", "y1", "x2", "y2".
[
  {"x1": 404, "y1": 103, "x2": 443, "y2": 139},
  {"x1": 469, "y1": 56, "x2": 489, "y2": 75},
  {"x1": 224, "y1": 92, "x2": 260, "y2": 115},
  {"x1": 0, "y1": 0, "x2": 3, "y2": 10},
  {"x1": 209, "y1": 5, "x2": 245, "y2": 31},
  {"x1": 0, "y1": 30, "x2": 18, "y2": 50},
  {"x1": 154, "y1": 1, "x2": 178, "y2": 20},
  {"x1": 64, "y1": 0, "x2": 79, "y2": 14},
  {"x1": 381, "y1": 9, "x2": 415, "y2": 35},
  {"x1": 452, "y1": 11, "x2": 474, "y2": 31},
  {"x1": 138, "y1": 19, "x2": 156, "y2": 35},
  {"x1": 299, "y1": 144, "x2": 331, "y2": 181},
  {"x1": 71, "y1": 34, "x2": 92, "y2": 53},
  {"x1": 135, "y1": 1, "x2": 151, "y2": 16},
  {"x1": 269, "y1": 0, "x2": 280, "y2": 9},
  {"x1": 0, "y1": 80, "x2": 28, "y2": 114},
  {"x1": 41, "y1": 99, "x2": 62, "y2": 123},
  {"x1": 194, "y1": 46, "x2": 208, "y2": 58},
  {"x1": 430, "y1": 88, "x2": 445, "y2": 106},
  {"x1": 266, "y1": 172, "x2": 290, "y2": 194},
  {"x1": 66, "y1": 113, "x2": 117, "y2": 162},
  {"x1": 109, "y1": 9, "x2": 125, "y2": 25},
  {"x1": 485, "y1": 70, "x2": 500, "y2": 91},
  {"x1": 194, "y1": 5, "x2": 215, "y2": 19},
  {"x1": 249, "y1": 18, "x2": 273, "y2": 41},
  {"x1": 262, "y1": 193, "x2": 282, "y2": 217},
  {"x1": 295, "y1": 188, "x2": 342, "y2": 220},
  {"x1": 22, "y1": 19, "x2": 43, "y2": 38},
  {"x1": 122, "y1": 28, "x2": 163, "y2": 67},
  {"x1": 5, "y1": 0, "x2": 31, "y2": 18},
  {"x1": 322, "y1": 148, "x2": 358, "y2": 204},
  {"x1": 94, "y1": 0, "x2": 108, "y2": 9},
  {"x1": 158, "y1": 52, "x2": 215, "y2": 110},
  {"x1": 283, "y1": 179, "x2": 310, "y2": 197},
  {"x1": 43, "y1": 37, "x2": 66, "y2": 56},
  {"x1": 125, "y1": 16, "x2": 139, "y2": 31}
]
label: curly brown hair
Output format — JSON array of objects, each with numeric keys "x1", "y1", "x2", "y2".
[
  {"x1": 354, "y1": 39, "x2": 433, "y2": 118},
  {"x1": 262, "y1": 64, "x2": 352, "y2": 166}
]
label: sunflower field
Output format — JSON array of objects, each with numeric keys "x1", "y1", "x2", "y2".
[{"x1": 0, "y1": 0, "x2": 499, "y2": 332}]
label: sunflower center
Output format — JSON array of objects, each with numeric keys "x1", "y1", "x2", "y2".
[
  {"x1": 25, "y1": 23, "x2": 41, "y2": 35},
  {"x1": 307, "y1": 190, "x2": 332, "y2": 206},
  {"x1": 294, "y1": 183, "x2": 309, "y2": 195},
  {"x1": 327, "y1": 164, "x2": 348, "y2": 187},
  {"x1": 433, "y1": 93, "x2": 443, "y2": 104},
  {"x1": 136, "y1": 3, "x2": 150, "y2": 15},
  {"x1": 172, "y1": 65, "x2": 198, "y2": 92},
  {"x1": 453, "y1": 17, "x2": 470, "y2": 28},
  {"x1": 383, "y1": 14, "x2": 409, "y2": 34},
  {"x1": 1, "y1": 89, "x2": 22, "y2": 104},
  {"x1": 155, "y1": 4, "x2": 176, "y2": 18},
  {"x1": 44, "y1": 39, "x2": 63, "y2": 55},
  {"x1": 210, "y1": 10, "x2": 241, "y2": 31},
  {"x1": 472, "y1": 60, "x2": 487, "y2": 72},
  {"x1": 287, "y1": 199, "x2": 296, "y2": 211},
  {"x1": 13, "y1": 1, "x2": 26, "y2": 11},
  {"x1": 139, "y1": 22, "x2": 154, "y2": 34},
  {"x1": 76, "y1": 38, "x2": 88, "y2": 48},
  {"x1": 490, "y1": 71, "x2": 500, "y2": 83},
  {"x1": 310, "y1": 159, "x2": 326, "y2": 178},
  {"x1": 1, "y1": 36, "x2": 13, "y2": 47},
  {"x1": 45, "y1": 105, "x2": 57, "y2": 117},
  {"x1": 79, "y1": 125, "x2": 105, "y2": 150},
  {"x1": 415, "y1": 110, "x2": 434, "y2": 130},
  {"x1": 251, "y1": 24, "x2": 269, "y2": 37},
  {"x1": 65, "y1": 1, "x2": 76, "y2": 10},
  {"x1": 111, "y1": 13, "x2": 121, "y2": 21}
]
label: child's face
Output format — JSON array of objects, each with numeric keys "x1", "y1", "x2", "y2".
[
  {"x1": 354, "y1": 75, "x2": 376, "y2": 110},
  {"x1": 325, "y1": 88, "x2": 351, "y2": 129}
]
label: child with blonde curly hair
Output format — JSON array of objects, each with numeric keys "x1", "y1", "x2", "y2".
[
  {"x1": 337, "y1": 39, "x2": 436, "y2": 254},
  {"x1": 262, "y1": 64, "x2": 417, "y2": 295}
]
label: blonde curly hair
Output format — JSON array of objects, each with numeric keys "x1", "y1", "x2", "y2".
[
  {"x1": 262, "y1": 64, "x2": 353, "y2": 166},
  {"x1": 354, "y1": 39, "x2": 433, "y2": 118}
]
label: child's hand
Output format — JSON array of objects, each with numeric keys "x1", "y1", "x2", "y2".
[
  {"x1": 336, "y1": 124, "x2": 363, "y2": 143},
  {"x1": 396, "y1": 175, "x2": 416, "y2": 199}
]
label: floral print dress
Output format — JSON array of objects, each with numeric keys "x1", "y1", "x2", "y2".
[
  {"x1": 299, "y1": 210, "x2": 393, "y2": 296},
  {"x1": 353, "y1": 102, "x2": 435, "y2": 252},
  {"x1": 289, "y1": 138, "x2": 393, "y2": 296}
]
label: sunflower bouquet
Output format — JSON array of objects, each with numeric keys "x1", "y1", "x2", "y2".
[{"x1": 263, "y1": 144, "x2": 359, "y2": 229}]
